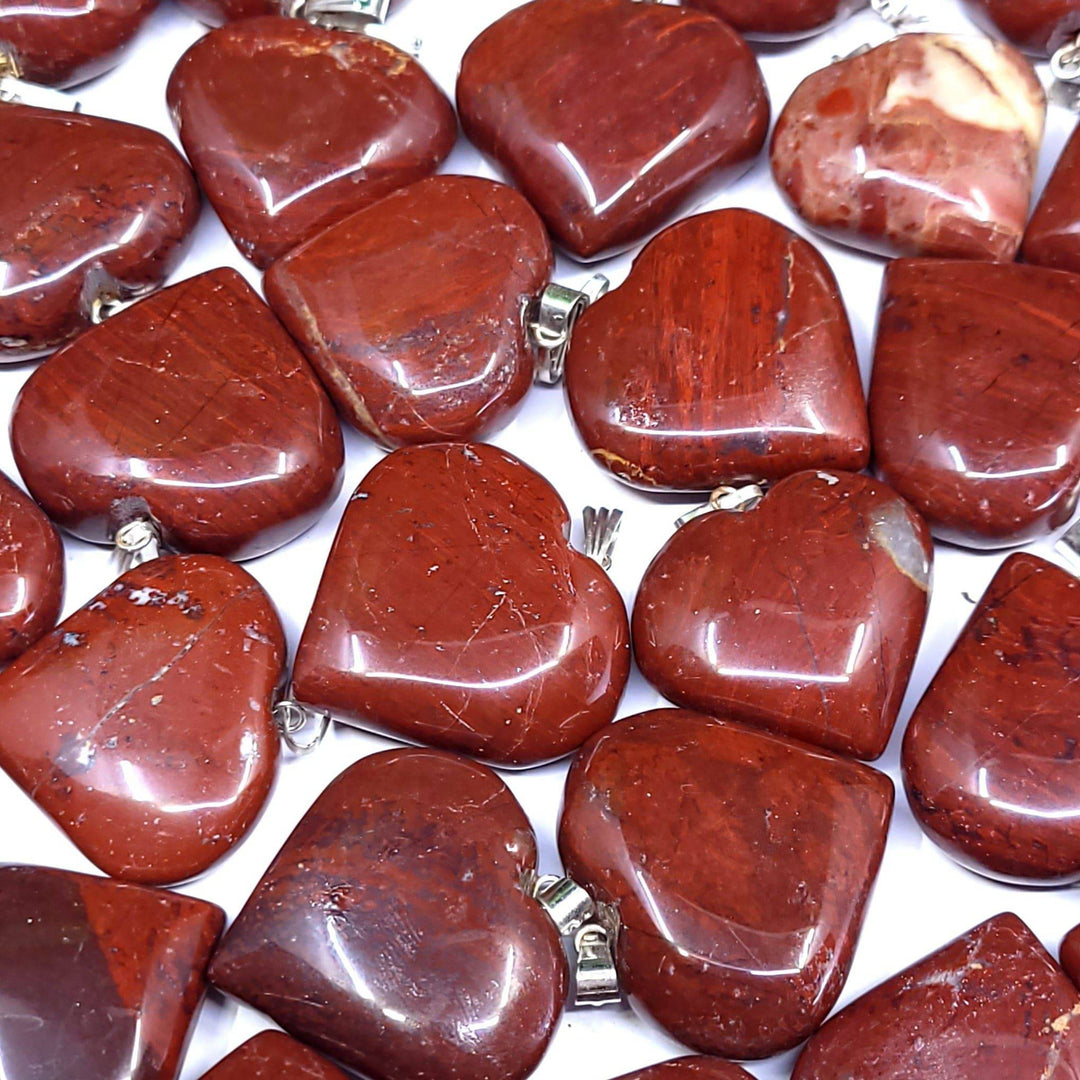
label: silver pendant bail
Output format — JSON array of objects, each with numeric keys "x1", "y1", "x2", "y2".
[
  {"x1": 90, "y1": 292, "x2": 140, "y2": 325},
  {"x1": 113, "y1": 516, "x2": 163, "y2": 571},
  {"x1": 287, "y1": 0, "x2": 390, "y2": 30},
  {"x1": 0, "y1": 55, "x2": 81, "y2": 112},
  {"x1": 528, "y1": 274, "x2": 609, "y2": 385},
  {"x1": 273, "y1": 698, "x2": 331, "y2": 754},
  {"x1": 868, "y1": 0, "x2": 925, "y2": 28},
  {"x1": 676, "y1": 483, "x2": 765, "y2": 528},
  {"x1": 582, "y1": 506, "x2": 622, "y2": 571}
]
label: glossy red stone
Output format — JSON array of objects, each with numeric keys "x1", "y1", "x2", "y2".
[
  {"x1": 175, "y1": 0, "x2": 276, "y2": 26},
  {"x1": 292, "y1": 443, "x2": 630, "y2": 767},
  {"x1": 792, "y1": 913, "x2": 1080, "y2": 1078},
  {"x1": 197, "y1": 1032, "x2": 348, "y2": 1080},
  {"x1": 0, "y1": 471, "x2": 63, "y2": 662},
  {"x1": 11, "y1": 267, "x2": 343, "y2": 559},
  {"x1": 457, "y1": 0, "x2": 769, "y2": 261},
  {"x1": 0, "y1": 864, "x2": 223, "y2": 1080},
  {"x1": 565, "y1": 208, "x2": 869, "y2": 491},
  {"x1": 871, "y1": 259, "x2": 1080, "y2": 548},
  {"x1": 965, "y1": 0, "x2": 1080, "y2": 54},
  {"x1": 771, "y1": 34, "x2": 1045, "y2": 260},
  {"x1": 210, "y1": 748, "x2": 568, "y2": 1080},
  {"x1": 559, "y1": 709, "x2": 894, "y2": 1059},
  {"x1": 1023, "y1": 125, "x2": 1080, "y2": 273},
  {"x1": 683, "y1": 0, "x2": 862, "y2": 39},
  {"x1": 0, "y1": 104, "x2": 199, "y2": 362},
  {"x1": 0, "y1": 555, "x2": 285, "y2": 885},
  {"x1": 168, "y1": 17, "x2": 456, "y2": 268},
  {"x1": 633, "y1": 471, "x2": 932, "y2": 760},
  {"x1": 903, "y1": 553, "x2": 1080, "y2": 883},
  {"x1": 265, "y1": 175, "x2": 553, "y2": 447},
  {"x1": 612, "y1": 1060, "x2": 755, "y2": 1080},
  {"x1": 0, "y1": 0, "x2": 156, "y2": 87},
  {"x1": 1062, "y1": 925, "x2": 1080, "y2": 988}
]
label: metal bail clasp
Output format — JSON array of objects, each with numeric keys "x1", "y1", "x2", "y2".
[
  {"x1": 868, "y1": 0, "x2": 925, "y2": 28},
  {"x1": 287, "y1": 0, "x2": 390, "y2": 29},
  {"x1": 1051, "y1": 34, "x2": 1080, "y2": 109},
  {"x1": 0, "y1": 55, "x2": 81, "y2": 112},
  {"x1": 273, "y1": 698, "x2": 331, "y2": 754},
  {"x1": 675, "y1": 483, "x2": 765, "y2": 528},
  {"x1": 528, "y1": 274, "x2": 609, "y2": 385},
  {"x1": 113, "y1": 516, "x2": 163, "y2": 571},
  {"x1": 582, "y1": 506, "x2": 622, "y2": 571}
]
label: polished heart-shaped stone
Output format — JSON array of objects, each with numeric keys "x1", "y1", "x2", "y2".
[
  {"x1": 792, "y1": 914, "x2": 1080, "y2": 1078},
  {"x1": 0, "y1": 554, "x2": 286, "y2": 885},
  {"x1": 0, "y1": 0, "x2": 156, "y2": 87},
  {"x1": 457, "y1": 0, "x2": 769, "y2": 261},
  {"x1": 265, "y1": 175, "x2": 553, "y2": 448},
  {"x1": 0, "y1": 471, "x2": 63, "y2": 662},
  {"x1": 871, "y1": 259, "x2": 1080, "y2": 548},
  {"x1": 197, "y1": 1032, "x2": 348, "y2": 1080},
  {"x1": 209, "y1": 748, "x2": 568, "y2": 1080},
  {"x1": 964, "y1": 0, "x2": 1080, "y2": 54},
  {"x1": 771, "y1": 34, "x2": 1045, "y2": 260},
  {"x1": 1024, "y1": 126, "x2": 1080, "y2": 274},
  {"x1": 559, "y1": 709, "x2": 893, "y2": 1059},
  {"x1": 11, "y1": 267, "x2": 343, "y2": 560},
  {"x1": 612, "y1": 1060, "x2": 755, "y2": 1080},
  {"x1": 565, "y1": 208, "x2": 868, "y2": 491},
  {"x1": 0, "y1": 864, "x2": 223, "y2": 1080},
  {"x1": 0, "y1": 104, "x2": 199, "y2": 362},
  {"x1": 167, "y1": 16, "x2": 456, "y2": 268},
  {"x1": 682, "y1": 0, "x2": 863, "y2": 39},
  {"x1": 292, "y1": 442, "x2": 630, "y2": 767},
  {"x1": 633, "y1": 471, "x2": 932, "y2": 760},
  {"x1": 1063, "y1": 925, "x2": 1080, "y2": 988},
  {"x1": 903, "y1": 553, "x2": 1080, "y2": 883}
]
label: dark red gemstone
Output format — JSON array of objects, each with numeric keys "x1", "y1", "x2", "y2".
[
  {"x1": 175, "y1": 0, "x2": 276, "y2": 25},
  {"x1": 683, "y1": 0, "x2": 862, "y2": 39},
  {"x1": 612, "y1": 1059, "x2": 756, "y2": 1080},
  {"x1": 197, "y1": 1032, "x2": 349, "y2": 1080},
  {"x1": 1062, "y1": 925, "x2": 1080, "y2": 989},
  {"x1": 964, "y1": 0, "x2": 1080, "y2": 54},
  {"x1": 457, "y1": 0, "x2": 769, "y2": 260},
  {"x1": 559, "y1": 709, "x2": 893, "y2": 1059},
  {"x1": 1023, "y1": 124, "x2": 1080, "y2": 273},
  {"x1": 565, "y1": 208, "x2": 869, "y2": 490},
  {"x1": 265, "y1": 175, "x2": 553, "y2": 447},
  {"x1": 292, "y1": 442, "x2": 630, "y2": 767},
  {"x1": 210, "y1": 748, "x2": 568, "y2": 1080}
]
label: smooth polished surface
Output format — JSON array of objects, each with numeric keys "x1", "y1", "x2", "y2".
[
  {"x1": 566, "y1": 208, "x2": 868, "y2": 491},
  {"x1": 0, "y1": 555, "x2": 285, "y2": 885},
  {"x1": 168, "y1": 17, "x2": 456, "y2": 268},
  {"x1": 1023, "y1": 125, "x2": 1080, "y2": 273},
  {"x1": 683, "y1": 0, "x2": 862, "y2": 39},
  {"x1": 1062, "y1": 925, "x2": 1080, "y2": 988},
  {"x1": 633, "y1": 471, "x2": 932, "y2": 760},
  {"x1": 965, "y1": 0, "x2": 1080, "y2": 53},
  {"x1": 175, "y1": 0, "x2": 276, "y2": 25},
  {"x1": 0, "y1": 471, "x2": 63, "y2": 662},
  {"x1": 792, "y1": 913, "x2": 1080, "y2": 1078},
  {"x1": 265, "y1": 175, "x2": 552, "y2": 447},
  {"x1": 903, "y1": 553, "x2": 1080, "y2": 883},
  {"x1": 0, "y1": 0, "x2": 156, "y2": 86},
  {"x1": 11, "y1": 268, "x2": 343, "y2": 559},
  {"x1": 457, "y1": 0, "x2": 769, "y2": 260},
  {"x1": 559, "y1": 709, "x2": 894, "y2": 1059},
  {"x1": 871, "y1": 259, "x2": 1080, "y2": 548},
  {"x1": 0, "y1": 104, "x2": 199, "y2": 362},
  {"x1": 197, "y1": 1032, "x2": 348, "y2": 1080},
  {"x1": 771, "y1": 34, "x2": 1045, "y2": 260},
  {"x1": 210, "y1": 748, "x2": 568, "y2": 1080},
  {"x1": 613, "y1": 1060, "x2": 755, "y2": 1080},
  {"x1": 0, "y1": 864, "x2": 223, "y2": 1080},
  {"x1": 292, "y1": 443, "x2": 630, "y2": 767}
]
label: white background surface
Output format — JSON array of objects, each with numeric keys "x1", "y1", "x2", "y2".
[{"x1": 3, "y1": 0, "x2": 1080, "y2": 1076}]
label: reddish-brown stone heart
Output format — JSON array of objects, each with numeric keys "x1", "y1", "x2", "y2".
[
  {"x1": 292, "y1": 442, "x2": 630, "y2": 766},
  {"x1": 456, "y1": 0, "x2": 769, "y2": 261},
  {"x1": 167, "y1": 16, "x2": 456, "y2": 268},
  {"x1": 1023, "y1": 125, "x2": 1080, "y2": 273},
  {"x1": 1063, "y1": 925, "x2": 1080, "y2": 988},
  {"x1": 0, "y1": 864, "x2": 223, "y2": 1080},
  {"x1": 771, "y1": 34, "x2": 1045, "y2": 260},
  {"x1": 792, "y1": 914, "x2": 1080, "y2": 1078},
  {"x1": 682, "y1": 0, "x2": 862, "y2": 39},
  {"x1": 0, "y1": 554, "x2": 285, "y2": 885},
  {"x1": 565, "y1": 208, "x2": 869, "y2": 491},
  {"x1": 11, "y1": 267, "x2": 343, "y2": 559},
  {"x1": 559, "y1": 709, "x2": 893, "y2": 1059},
  {"x1": 265, "y1": 175, "x2": 552, "y2": 447},
  {"x1": 612, "y1": 1060, "x2": 756, "y2": 1080},
  {"x1": 0, "y1": 104, "x2": 199, "y2": 362},
  {"x1": 209, "y1": 748, "x2": 568, "y2": 1080},
  {"x1": 175, "y1": 0, "x2": 276, "y2": 25},
  {"x1": 870, "y1": 259, "x2": 1080, "y2": 548},
  {"x1": 964, "y1": 0, "x2": 1080, "y2": 54},
  {"x1": 0, "y1": 471, "x2": 63, "y2": 662},
  {"x1": 197, "y1": 1032, "x2": 349, "y2": 1080},
  {"x1": 633, "y1": 471, "x2": 931, "y2": 760}
]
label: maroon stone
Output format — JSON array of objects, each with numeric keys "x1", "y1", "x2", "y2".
[
  {"x1": 1062, "y1": 925, "x2": 1080, "y2": 988},
  {"x1": 11, "y1": 267, "x2": 343, "y2": 560},
  {"x1": 633, "y1": 471, "x2": 932, "y2": 760},
  {"x1": 168, "y1": 17, "x2": 456, "y2": 268},
  {"x1": 683, "y1": 0, "x2": 862, "y2": 39},
  {"x1": 0, "y1": 104, "x2": 199, "y2": 362},
  {"x1": 559, "y1": 709, "x2": 894, "y2": 1059},
  {"x1": 612, "y1": 1060, "x2": 755, "y2": 1080},
  {"x1": 0, "y1": 471, "x2": 63, "y2": 662},
  {"x1": 292, "y1": 442, "x2": 630, "y2": 767},
  {"x1": 871, "y1": 259, "x2": 1080, "y2": 548},
  {"x1": 965, "y1": 0, "x2": 1080, "y2": 54},
  {"x1": 792, "y1": 913, "x2": 1080, "y2": 1078},
  {"x1": 265, "y1": 176, "x2": 553, "y2": 447},
  {"x1": 0, "y1": 864, "x2": 223, "y2": 1080},
  {"x1": 771, "y1": 34, "x2": 1045, "y2": 260},
  {"x1": 457, "y1": 0, "x2": 769, "y2": 261},
  {"x1": 565, "y1": 208, "x2": 869, "y2": 491},
  {"x1": 197, "y1": 1032, "x2": 348, "y2": 1080},
  {"x1": 0, "y1": 555, "x2": 285, "y2": 885},
  {"x1": 175, "y1": 0, "x2": 276, "y2": 25},
  {"x1": 1023, "y1": 125, "x2": 1080, "y2": 273},
  {"x1": 0, "y1": 0, "x2": 156, "y2": 87},
  {"x1": 903, "y1": 553, "x2": 1080, "y2": 883},
  {"x1": 210, "y1": 748, "x2": 568, "y2": 1080}
]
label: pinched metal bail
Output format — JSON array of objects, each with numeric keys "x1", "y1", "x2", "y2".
[
  {"x1": 273, "y1": 698, "x2": 331, "y2": 754},
  {"x1": 287, "y1": 0, "x2": 390, "y2": 29},
  {"x1": 1051, "y1": 34, "x2": 1080, "y2": 109},
  {"x1": 868, "y1": 0, "x2": 925, "y2": 28},
  {"x1": 528, "y1": 274, "x2": 609, "y2": 385},
  {"x1": 676, "y1": 483, "x2": 765, "y2": 528},
  {"x1": 113, "y1": 516, "x2": 163, "y2": 571},
  {"x1": 582, "y1": 506, "x2": 622, "y2": 571},
  {"x1": 0, "y1": 55, "x2": 81, "y2": 112}
]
